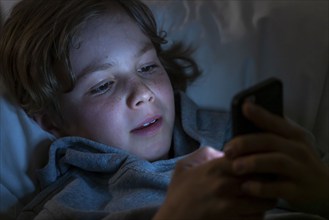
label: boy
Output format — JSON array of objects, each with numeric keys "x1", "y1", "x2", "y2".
[{"x1": 0, "y1": 0, "x2": 328, "y2": 219}]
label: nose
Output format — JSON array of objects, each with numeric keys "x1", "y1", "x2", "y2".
[{"x1": 127, "y1": 79, "x2": 155, "y2": 109}]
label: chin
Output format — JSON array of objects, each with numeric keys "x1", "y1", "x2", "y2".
[{"x1": 143, "y1": 149, "x2": 169, "y2": 162}]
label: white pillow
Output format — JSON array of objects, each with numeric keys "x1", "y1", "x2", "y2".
[
  {"x1": 147, "y1": 0, "x2": 328, "y2": 157},
  {"x1": 0, "y1": 87, "x2": 53, "y2": 218}
]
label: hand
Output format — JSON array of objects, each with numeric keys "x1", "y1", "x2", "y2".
[
  {"x1": 224, "y1": 102, "x2": 329, "y2": 216},
  {"x1": 154, "y1": 147, "x2": 275, "y2": 220}
]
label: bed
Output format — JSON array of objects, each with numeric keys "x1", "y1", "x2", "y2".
[{"x1": 0, "y1": 0, "x2": 328, "y2": 219}]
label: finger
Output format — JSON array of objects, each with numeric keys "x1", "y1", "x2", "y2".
[
  {"x1": 232, "y1": 152, "x2": 302, "y2": 180},
  {"x1": 212, "y1": 176, "x2": 244, "y2": 196},
  {"x1": 239, "y1": 216, "x2": 265, "y2": 220},
  {"x1": 236, "y1": 197, "x2": 277, "y2": 216},
  {"x1": 216, "y1": 196, "x2": 276, "y2": 217},
  {"x1": 206, "y1": 156, "x2": 235, "y2": 175},
  {"x1": 176, "y1": 147, "x2": 224, "y2": 172},
  {"x1": 243, "y1": 102, "x2": 307, "y2": 141},
  {"x1": 241, "y1": 179, "x2": 299, "y2": 201},
  {"x1": 173, "y1": 152, "x2": 236, "y2": 189},
  {"x1": 224, "y1": 133, "x2": 301, "y2": 159}
]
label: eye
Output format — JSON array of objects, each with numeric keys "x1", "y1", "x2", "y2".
[
  {"x1": 137, "y1": 64, "x2": 158, "y2": 75},
  {"x1": 90, "y1": 81, "x2": 114, "y2": 95}
]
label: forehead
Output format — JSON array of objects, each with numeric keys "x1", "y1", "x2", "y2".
[
  {"x1": 73, "y1": 10, "x2": 131, "y2": 46},
  {"x1": 71, "y1": 12, "x2": 149, "y2": 55},
  {"x1": 68, "y1": 12, "x2": 153, "y2": 78}
]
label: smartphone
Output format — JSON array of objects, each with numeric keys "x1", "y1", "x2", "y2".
[{"x1": 231, "y1": 78, "x2": 283, "y2": 137}]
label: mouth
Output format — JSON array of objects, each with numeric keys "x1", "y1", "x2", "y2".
[{"x1": 131, "y1": 116, "x2": 163, "y2": 136}]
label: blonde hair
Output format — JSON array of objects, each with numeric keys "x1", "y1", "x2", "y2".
[{"x1": 0, "y1": 0, "x2": 200, "y2": 119}]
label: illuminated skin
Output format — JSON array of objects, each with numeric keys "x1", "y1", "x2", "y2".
[
  {"x1": 33, "y1": 6, "x2": 329, "y2": 220},
  {"x1": 54, "y1": 13, "x2": 175, "y2": 161}
]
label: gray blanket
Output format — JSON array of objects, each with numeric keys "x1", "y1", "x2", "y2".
[{"x1": 18, "y1": 93, "x2": 327, "y2": 220}]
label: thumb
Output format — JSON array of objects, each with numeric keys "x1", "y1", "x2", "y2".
[{"x1": 176, "y1": 146, "x2": 224, "y2": 171}]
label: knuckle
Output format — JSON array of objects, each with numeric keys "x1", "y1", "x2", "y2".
[
  {"x1": 214, "y1": 180, "x2": 230, "y2": 194},
  {"x1": 232, "y1": 137, "x2": 248, "y2": 151},
  {"x1": 175, "y1": 160, "x2": 190, "y2": 172},
  {"x1": 248, "y1": 182, "x2": 266, "y2": 196},
  {"x1": 201, "y1": 146, "x2": 215, "y2": 156},
  {"x1": 217, "y1": 199, "x2": 232, "y2": 212},
  {"x1": 272, "y1": 155, "x2": 289, "y2": 170},
  {"x1": 254, "y1": 184, "x2": 266, "y2": 195},
  {"x1": 248, "y1": 157, "x2": 257, "y2": 170}
]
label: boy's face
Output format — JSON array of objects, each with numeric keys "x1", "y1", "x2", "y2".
[{"x1": 56, "y1": 14, "x2": 175, "y2": 161}]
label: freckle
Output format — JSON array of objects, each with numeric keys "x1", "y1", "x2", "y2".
[
  {"x1": 114, "y1": 96, "x2": 121, "y2": 103},
  {"x1": 153, "y1": 78, "x2": 162, "y2": 85}
]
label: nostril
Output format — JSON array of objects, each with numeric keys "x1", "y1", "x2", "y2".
[
  {"x1": 134, "y1": 95, "x2": 153, "y2": 107},
  {"x1": 135, "y1": 100, "x2": 143, "y2": 106},
  {"x1": 129, "y1": 84, "x2": 155, "y2": 108}
]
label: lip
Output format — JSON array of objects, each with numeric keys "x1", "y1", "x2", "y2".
[{"x1": 131, "y1": 116, "x2": 163, "y2": 136}]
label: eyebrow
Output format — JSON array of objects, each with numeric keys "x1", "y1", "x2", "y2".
[{"x1": 75, "y1": 42, "x2": 155, "y2": 83}]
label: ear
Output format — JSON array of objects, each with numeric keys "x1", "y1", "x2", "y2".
[{"x1": 33, "y1": 113, "x2": 62, "y2": 138}]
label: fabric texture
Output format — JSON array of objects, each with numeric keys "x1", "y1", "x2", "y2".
[
  {"x1": 18, "y1": 92, "x2": 231, "y2": 220},
  {"x1": 17, "y1": 93, "x2": 327, "y2": 220}
]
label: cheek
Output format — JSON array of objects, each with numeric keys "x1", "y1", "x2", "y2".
[
  {"x1": 157, "y1": 74, "x2": 174, "y2": 103},
  {"x1": 78, "y1": 98, "x2": 121, "y2": 125},
  {"x1": 60, "y1": 96, "x2": 123, "y2": 135},
  {"x1": 154, "y1": 74, "x2": 175, "y2": 122}
]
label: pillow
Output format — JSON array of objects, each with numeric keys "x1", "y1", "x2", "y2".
[
  {"x1": 0, "y1": 0, "x2": 328, "y2": 218},
  {"x1": 0, "y1": 86, "x2": 54, "y2": 219},
  {"x1": 147, "y1": 0, "x2": 328, "y2": 157}
]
